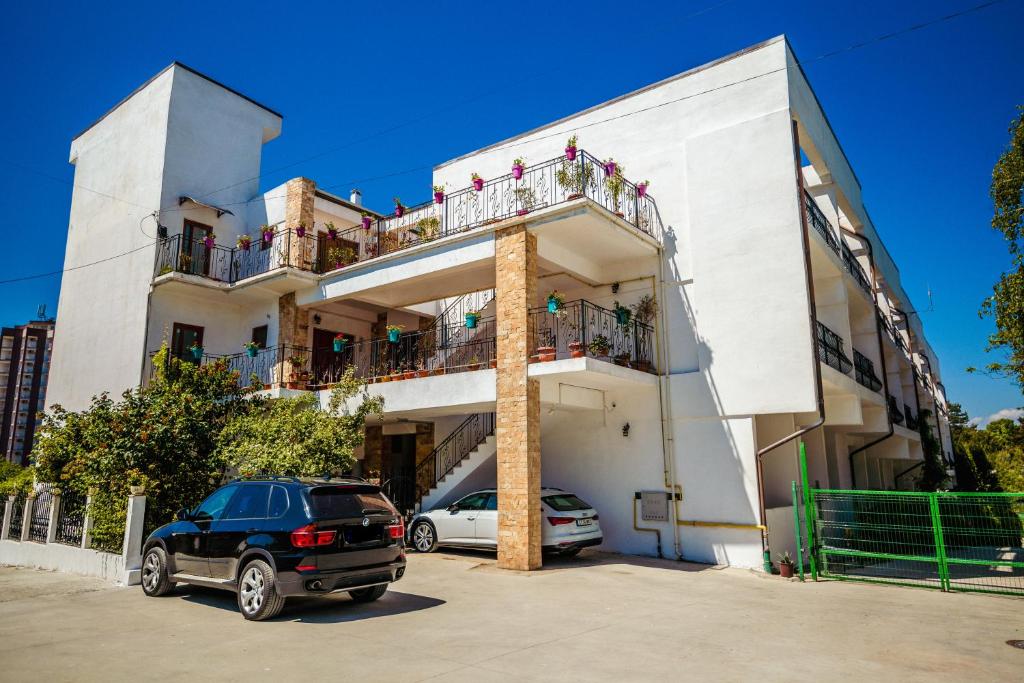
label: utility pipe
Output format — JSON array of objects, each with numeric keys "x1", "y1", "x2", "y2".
[
  {"x1": 633, "y1": 496, "x2": 663, "y2": 558},
  {"x1": 753, "y1": 120, "x2": 827, "y2": 573},
  {"x1": 839, "y1": 226, "x2": 894, "y2": 488},
  {"x1": 676, "y1": 519, "x2": 765, "y2": 531}
]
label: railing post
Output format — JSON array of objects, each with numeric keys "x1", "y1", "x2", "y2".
[
  {"x1": 81, "y1": 489, "x2": 95, "y2": 550},
  {"x1": 46, "y1": 489, "x2": 61, "y2": 544},
  {"x1": 928, "y1": 493, "x2": 951, "y2": 592},
  {"x1": 122, "y1": 488, "x2": 147, "y2": 585},
  {"x1": 20, "y1": 495, "x2": 34, "y2": 542},
  {"x1": 1, "y1": 496, "x2": 12, "y2": 541}
]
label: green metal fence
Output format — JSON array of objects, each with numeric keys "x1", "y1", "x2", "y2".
[{"x1": 802, "y1": 488, "x2": 1024, "y2": 597}]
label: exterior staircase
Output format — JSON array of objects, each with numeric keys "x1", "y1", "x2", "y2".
[{"x1": 417, "y1": 412, "x2": 496, "y2": 512}]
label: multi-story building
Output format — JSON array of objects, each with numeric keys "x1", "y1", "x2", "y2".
[
  {"x1": 47, "y1": 36, "x2": 953, "y2": 571},
  {"x1": 1, "y1": 317, "x2": 55, "y2": 465}
]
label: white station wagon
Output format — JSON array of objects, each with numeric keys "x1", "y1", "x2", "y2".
[{"x1": 409, "y1": 488, "x2": 602, "y2": 557}]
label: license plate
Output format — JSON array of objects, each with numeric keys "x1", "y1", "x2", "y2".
[{"x1": 576, "y1": 518, "x2": 593, "y2": 527}]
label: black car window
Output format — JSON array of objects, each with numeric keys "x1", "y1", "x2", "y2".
[
  {"x1": 542, "y1": 494, "x2": 592, "y2": 511},
  {"x1": 192, "y1": 485, "x2": 238, "y2": 522},
  {"x1": 484, "y1": 493, "x2": 498, "y2": 511},
  {"x1": 222, "y1": 485, "x2": 270, "y2": 520},
  {"x1": 307, "y1": 485, "x2": 395, "y2": 519},
  {"x1": 268, "y1": 485, "x2": 289, "y2": 518},
  {"x1": 457, "y1": 492, "x2": 490, "y2": 511}
]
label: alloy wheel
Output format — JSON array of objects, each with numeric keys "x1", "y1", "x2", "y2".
[
  {"x1": 142, "y1": 552, "x2": 161, "y2": 592},
  {"x1": 413, "y1": 523, "x2": 434, "y2": 552},
  {"x1": 240, "y1": 567, "x2": 265, "y2": 614}
]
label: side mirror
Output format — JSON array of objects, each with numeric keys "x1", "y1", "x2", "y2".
[
  {"x1": 447, "y1": 504, "x2": 460, "y2": 514},
  {"x1": 176, "y1": 508, "x2": 191, "y2": 521}
]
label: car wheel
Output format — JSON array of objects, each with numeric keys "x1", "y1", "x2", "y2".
[
  {"x1": 237, "y1": 559, "x2": 285, "y2": 621},
  {"x1": 349, "y1": 584, "x2": 388, "y2": 603},
  {"x1": 141, "y1": 547, "x2": 176, "y2": 596},
  {"x1": 412, "y1": 520, "x2": 438, "y2": 553},
  {"x1": 560, "y1": 548, "x2": 582, "y2": 558}
]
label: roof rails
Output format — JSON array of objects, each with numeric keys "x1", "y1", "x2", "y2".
[{"x1": 229, "y1": 475, "x2": 302, "y2": 484}]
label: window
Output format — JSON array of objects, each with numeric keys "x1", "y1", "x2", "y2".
[
  {"x1": 542, "y1": 494, "x2": 592, "y2": 512},
  {"x1": 171, "y1": 323, "x2": 204, "y2": 362},
  {"x1": 222, "y1": 485, "x2": 270, "y2": 520},
  {"x1": 306, "y1": 485, "x2": 396, "y2": 518},
  {"x1": 192, "y1": 485, "x2": 237, "y2": 522},
  {"x1": 268, "y1": 486, "x2": 289, "y2": 518},
  {"x1": 484, "y1": 493, "x2": 498, "y2": 511},
  {"x1": 251, "y1": 325, "x2": 268, "y2": 349},
  {"x1": 455, "y1": 492, "x2": 490, "y2": 511}
]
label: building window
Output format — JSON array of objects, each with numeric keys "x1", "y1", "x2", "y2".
[
  {"x1": 251, "y1": 325, "x2": 268, "y2": 349},
  {"x1": 171, "y1": 323, "x2": 205, "y2": 362}
]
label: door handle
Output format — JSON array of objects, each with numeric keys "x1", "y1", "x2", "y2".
[
  {"x1": 246, "y1": 528, "x2": 259, "y2": 534},
  {"x1": 467, "y1": 517, "x2": 476, "y2": 521}
]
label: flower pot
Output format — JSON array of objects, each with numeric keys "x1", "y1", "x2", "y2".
[
  {"x1": 239, "y1": 241, "x2": 251, "y2": 251},
  {"x1": 296, "y1": 226, "x2": 306, "y2": 238},
  {"x1": 203, "y1": 237, "x2": 215, "y2": 249},
  {"x1": 614, "y1": 356, "x2": 630, "y2": 367},
  {"x1": 528, "y1": 355, "x2": 539, "y2": 364},
  {"x1": 465, "y1": 313, "x2": 479, "y2": 329},
  {"x1": 516, "y1": 209, "x2": 530, "y2": 216},
  {"x1": 246, "y1": 347, "x2": 258, "y2": 358},
  {"x1": 379, "y1": 375, "x2": 392, "y2": 383},
  {"x1": 512, "y1": 164, "x2": 524, "y2": 180},
  {"x1": 472, "y1": 178, "x2": 484, "y2": 191},
  {"x1": 537, "y1": 346, "x2": 556, "y2": 362},
  {"x1": 327, "y1": 229, "x2": 338, "y2": 239},
  {"x1": 432, "y1": 367, "x2": 446, "y2": 376},
  {"x1": 467, "y1": 363, "x2": 481, "y2": 371},
  {"x1": 390, "y1": 373, "x2": 402, "y2": 382},
  {"x1": 129, "y1": 485, "x2": 145, "y2": 496},
  {"x1": 333, "y1": 339, "x2": 345, "y2": 353},
  {"x1": 569, "y1": 342, "x2": 585, "y2": 358},
  {"x1": 286, "y1": 381, "x2": 301, "y2": 390},
  {"x1": 567, "y1": 193, "x2": 584, "y2": 200},
  {"x1": 403, "y1": 370, "x2": 416, "y2": 380},
  {"x1": 388, "y1": 329, "x2": 401, "y2": 343},
  {"x1": 334, "y1": 262, "x2": 343, "y2": 270},
  {"x1": 489, "y1": 358, "x2": 497, "y2": 369},
  {"x1": 434, "y1": 191, "x2": 445, "y2": 204},
  {"x1": 635, "y1": 359, "x2": 652, "y2": 373},
  {"x1": 362, "y1": 216, "x2": 372, "y2": 230},
  {"x1": 592, "y1": 347, "x2": 609, "y2": 358},
  {"x1": 189, "y1": 346, "x2": 204, "y2": 360},
  {"x1": 779, "y1": 562, "x2": 794, "y2": 579},
  {"x1": 262, "y1": 231, "x2": 274, "y2": 243},
  {"x1": 615, "y1": 310, "x2": 631, "y2": 326},
  {"x1": 547, "y1": 299, "x2": 561, "y2": 314},
  {"x1": 417, "y1": 369, "x2": 430, "y2": 378},
  {"x1": 604, "y1": 161, "x2": 617, "y2": 176},
  {"x1": 395, "y1": 206, "x2": 405, "y2": 218},
  {"x1": 636, "y1": 183, "x2": 648, "y2": 198},
  {"x1": 565, "y1": 146, "x2": 577, "y2": 161}
]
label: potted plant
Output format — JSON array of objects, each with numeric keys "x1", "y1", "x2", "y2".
[
  {"x1": 325, "y1": 221, "x2": 338, "y2": 239},
  {"x1": 379, "y1": 372, "x2": 392, "y2": 383},
  {"x1": 393, "y1": 197, "x2": 405, "y2": 218},
  {"x1": 333, "y1": 333, "x2": 347, "y2": 353},
  {"x1": 569, "y1": 341, "x2": 585, "y2": 358},
  {"x1": 328, "y1": 245, "x2": 356, "y2": 270},
  {"x1": 433, "y1": 184, "x2": 446, "y2": 204},
  {"x1": 465, "y1": 309, "x2": 481, "y2": 329},
  {"x1": 467, "y1": 355, "x2": 481, "y2": 371},
  {"x1": 390, "y1": 368, "x2": 403, "y2": 381},
  {"x1": 386, "y1": 324, "x2": 404, "y2": 343},
  {"x1": 403, "y1": 366, "x2": 417, "y2": 380},
  {"x1": 287, "y1": 355, "x2": 306, "y2": 388},
  {"x1": 537, "y1": 343, "x2": 556, "y2": 362},
  {"x1": 417, "y1": 365, "x2": 430, "y2": 378},
  {"x1": 603, "y1": 158, "x2": 617, "y2": 177},
  {"x1": 189, "y1": 341, "x2": 204, "y2": 361},
  {"x1": 604, "y1": 161, "x2": 627, "y2": 216},
  {"x1": 432, "y1": 364, "x2": 446, "y2": 376},
  {"x1": 636, "y1": 180, "x2": 650, "y2": 198},
  {"x1": 777, "y1": 551, "x2": 795, "y2": 578},
  {"x1": 514, "y1": 186, "x2": 537, "y2": 216},
  {"x1": 547, "y1": 291, "x2": 565, "y2": 314},
  {"x1": 556, "y1": 154, "x2": 595, "y2": 200},
  {"x1": 631, "y1": 294, "x2": 658, "y2": 324},
  {"x1": 613, "y1": 301, "x2": 632, "y2": 327},
  {"x1": 565, "y1": 134, "x2": 578, "y2": 161},
  {"x1": 243, "y1": 341, "x2": 259, "y2": 358},
  {"x1": 471, "y1": 172, "x2": 484, "y2": 191},
  {"x1": 237, "y1": 235, "x2": 252, "y2": 251},
  {"x1": 361, "y1": 212, "x2": 373, "y2": 230},
  {"x1": 203, "y1": 233, "x2": 216, "y2": 249},
  {"x1": 588, "y1": 335, "x2": 610, "y2": 357},
  {"x1": 613, "y1": 352, "x2": 631, "y2": 367},
  {"x1": 296, "y1": 223, "x2": 307, "y2": 238},
  {"x1": 489, "y1": 356, "x2": 497, "y2": 369},
  {"x1": 412, "y1": 216, "x2": 440, "y2": 240},
  {"x1": 261, "y1": 225, "x2": 275, "y2": 243},
  {"x1": 511, "y1": 157, "x2": 526, "y2": 180}
]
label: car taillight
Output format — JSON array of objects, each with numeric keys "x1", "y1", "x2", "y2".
[
  {"x1": 290, "y1": 523, "x2": 337, "y2": 548},
  {"x1": 547, "y1": 516, "x2": 575, "y2": 526},
  {"x1": 387, "y1": 519, "x2": 405, "y2": 540},
  {"x1": 295, "y1": 563, "x2": 317, "y2": 572}
]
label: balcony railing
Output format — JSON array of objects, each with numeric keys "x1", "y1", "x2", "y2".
[
  {"x1": 853, "y1": 349, "x2": 882, "y2": 392},
  {"x1": 904, "y1": 405, "x2": 919, "y2": 430},
  {"x1": 530, "y1": 299, "x2": 656, "y2": 372},
  {"x1": 816, "y1": 320, "x2": 853, "y2": 375},
  {"x1": 841, "y1": 242, "x2": 872, "y2": 294},
  {"x1": 154, "y1": 150, "x2": 662, "y2": 287},
  {"x1": 888, "y1": 394, "x2": 905, "y2": 425},
  {"x1": 804, "y1": 192, "x2": 871, "y2": 295}
]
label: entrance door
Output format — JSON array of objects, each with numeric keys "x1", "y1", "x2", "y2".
[
  {"x1": 182, "y1": 220, "x2": 213, "y2": 276},
  {"x1": 171, "y1": 323, "x2": 204, "y2": 363},
  {"x1": 474, "y1": 492, "x2": 498, "y2": 547},
  {"x1": 381, "y1": 435, "x2": 416, "y2": 514},
  {"x1": 311, "y1": 328, "x2": 354, "y2": 385}
]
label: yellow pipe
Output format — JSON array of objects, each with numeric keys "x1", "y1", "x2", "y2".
[{"x1": 677, "y1": 519, "x2": 766, "y2": 531}]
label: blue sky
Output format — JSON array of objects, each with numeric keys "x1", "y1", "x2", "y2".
[{"x1": 0, "y1": 0, "x2": 1021, "y2": 422}]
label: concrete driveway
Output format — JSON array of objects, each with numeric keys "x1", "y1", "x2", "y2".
[{"x1": 1, "y1": 550, "x2": 1021, "y2": 682}]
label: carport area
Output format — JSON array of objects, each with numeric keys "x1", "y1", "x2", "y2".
[{"x1": 2, "y1": 550, "x2": 1021, "y2": 681}]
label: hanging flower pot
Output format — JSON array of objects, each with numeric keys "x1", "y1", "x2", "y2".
[
  {"x1": 243, "y1": 342, "x2": 259, "y2": 358},
  {"x1": 203, "y1": 236, "x2": 215, "y2": 249},
  {"x1": 511, "y1": 158, "x2": 525, "y2": 180},
  {"x1": 604, "y1": 160, "x2": 617, "y2": 177},
  {"x1": 361, "y1": 215, "x2": 372, "y2": 230},
  {"x1": 564, "y1": 135, "x2": 578, "y2": 161},
  {"x1": 465, "y1": 312, "x2": 480, "y2": 329},
  {"x1": 433, "y1": 185, "x2": 445, "y2": 204},
  {"x1": 237, "y1": 236, "x2": 252, "y2": 251},
  {"x1": 547, "y1": 291, "x2": 565, "y2": 314},
  {"x1": 471, "y1": 174, "x2": 484, "y2": 191},
  {"x1": 189, "y1": 345, "x2": 204, "y2": 361},
  {"x1": 393, "y1": 198, "x2": 405, "y2": 218},
  {"x1": 614, "y1": 302, "x2": 631, "y2": 327},
  {"x1": 332, "y1": 336, "x2": 346, "y2": 353},
  {"x1": 547, "y1": 299, "x2": 559, "y2": 314},
  {"x1": 296, "y1": 225, "x2": 306, "y2": 238},
  {"x1": 636, "y1": 181, "x2": 649, "y2": 198},
  {"x1": 261, "y1": 226, "x2": 275, "y2": 243},
  {"x1": 386, "y1": 325, "x2": 403, "y2": 343}
]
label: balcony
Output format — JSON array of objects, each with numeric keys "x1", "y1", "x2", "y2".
[
  {"x1": 154, "y1": 150, "x2": 663, "y2": 290},
  {"x1": 530, "y1": 299, "x2": 655, "y2": 373},
  {"x1": 816, "y1": 320, "x2": 852, "y2": 375},
  {"x1": 887, "y1": 394, "x2": 905, "y2": 426},
  {"x1": 804, "y1": 192, "x2": 871, "y2": 296},
  {"x1": 904, "y1": 405, "x2": 919, "y2": 430},
  {"x1": 853, "y1": 349, "x2": 882, "y2": 392}
]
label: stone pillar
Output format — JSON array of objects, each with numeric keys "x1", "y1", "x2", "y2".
[
  {"x1": 414, "y1": 422, "x2": 436, "y2": 507},
  {"x1": 277, "y1": 293, "x2": 310, "y2": 386},
  {"x1": 122, "y1": 491, "x2": 147, "y2": 585},
  {"x1": 494, "y1": 225, "x2": 541, "y2": 570},
  {"x1": 285, "y1": 177, "x2": 316, "y2": 268},
  {"x1": 20, "y1": 496, "x2": 34, "y2": 542},
  {"x1": 1, "y1": 496, "x2": 12, "y2": 541},
  {"x1": 81, "y1": 491, "x2": 95, "y2": 550},
  {"x1": 46, "y1": 490, "x2": 61, "y2": 543}
]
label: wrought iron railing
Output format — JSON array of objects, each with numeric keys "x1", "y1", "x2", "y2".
[
  {"x1": 7, "y1": 493, "x2": 26, "y2": 540},
  {"x1": 805, "y1": 192, "x2": 840, "y2": 254},
  {"x1": 150, "y1": 344, "x2": 304, "y2": 389},
  {"x1": 841, "y1": 242, "x2": 872, "y2": 294},
  {"x1": 853, "y1": 349, "x2": 882, "y2": 392},
  {"x1": 888, "y1": 394, "x2": 905, "y2": 425},
  {"x1": 904, "y1": 405, "x2": 919, "y2": 430},
  {"x1": 416, "y1": 412, "x2": 495, "y2": 502},
  {"x1": 816, "y1": 321, "x2": 853, "y2": 375},
  {"x1": 55, "y1": 489, "x2": 87, "y2": 547},
  {"x1": 154, "y1": 227, "x2": 318, "y2": 284},
  {"x1": 27, "y1": 484, "x2": 55, "y2": 542},
  {"x1": 530, "y1": 299, "x2": 656, "y2": 372}
]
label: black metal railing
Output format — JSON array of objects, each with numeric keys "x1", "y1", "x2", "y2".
[
  {"x1": 416, "y1": 412, "x2": 495, "y2": 501},
  {"x1": 530, "y1": 299, "x2": 656, "y2": 372},
  {"x1": 154, "y1": 227, "x2": 318, "y2": 284},
  {"x1": 816, "y1": 321, "x2": 853, "y2": 375},
  {"x1": 805, "y1": 192, "x2": 840, "y2": 254},
  {"x1": 904, "y1": 405, "x2": 919, "y2": 430},
  {"x1": 7, "y1": 493, "x2": 26, "y2": 540},
  {"x1": 888, "y1": 394, "x2": 905, "y2": 425},
  {"x1": 841, "y1": 242, "x2": 872, "y2": 294},
  {"x1": 853, "y1": 349, "x2": 883, "y2": 392},
  {"x1": 27, "y1": 484, "x2": 54, "y2": 542},
  {"x1": 55, "y1": 489, "x2": 86, "y2": 547}
]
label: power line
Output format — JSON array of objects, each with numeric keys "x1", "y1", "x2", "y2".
[{"x1": 0, "y1": 242, "x2": 153, "y2": 286}]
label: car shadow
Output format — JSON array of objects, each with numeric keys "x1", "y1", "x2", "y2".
[
  {"x1": 424, "y1": 547, "x2": 722, "y2": 573},
  {"x1": 175, "y1": 585, "x2": 444, "y2": 623}
]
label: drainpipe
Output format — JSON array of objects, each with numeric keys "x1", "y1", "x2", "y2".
[
  {"x1": 655, "y1": 228, "x2": 683, "y2": 560},
  {"x1": 753, "y1": 120, "x2": 826, "y2": 573},
  {"x1": 838, "y1": 226, "x2": 893, "y2": 488}
]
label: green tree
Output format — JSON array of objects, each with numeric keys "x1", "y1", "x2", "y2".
[
  {"x1": 217, "y1": 368, "x2": 383, "y2": 477},
  {"x1": 947, "y1": 402, "x2": 1024, "y2": 492},
  {"x1": 975, "y1": 106, "x2": 1024, "y2": 387},
  {"x1": 916, "y1": 408, "x2": 948, "y2": 491}
]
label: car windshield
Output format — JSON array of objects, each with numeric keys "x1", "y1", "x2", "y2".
[
  {"x1": 543, "y1": 494, "x2": 592, "y2": 511},
  {"x1": 307, "y1": 485, "x2": 395, "y2": 518}
]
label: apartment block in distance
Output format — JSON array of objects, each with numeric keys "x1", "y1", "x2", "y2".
[
  {"x1": 47, "y1": 36, "x2": 954, "y2": 571},
  {"x1": 1, "y1": 316, "x2": 55, "y2": 465}
]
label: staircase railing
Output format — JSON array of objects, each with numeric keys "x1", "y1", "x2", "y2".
[{"x1": 416, "y1": 412, "x2": 496, "y2": 503}]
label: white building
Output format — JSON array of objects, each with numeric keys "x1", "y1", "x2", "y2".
[{"x1": 47, "y1": 37, "x2": 953, "y2": 571}]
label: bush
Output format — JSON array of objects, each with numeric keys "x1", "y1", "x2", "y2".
[{"x1": 0, "y1": 463, "x2": 33, "y2": 497}]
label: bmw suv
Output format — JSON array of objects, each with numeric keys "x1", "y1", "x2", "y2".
[{"x1": 140, "y1": 477, "x2": 407, "y2": 620}]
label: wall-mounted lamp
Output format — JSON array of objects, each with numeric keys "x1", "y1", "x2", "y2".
[
  {"x1": 611, "y1": 281, "x2": 620, "y2": 294},
  {"x1": 157, "y1": 225, "x2": 168, "y2": 239},
  {"x1": 312, "y1": 313, "x2": 322, "y2": 325},
  {"x1": 622, "y1": 422, "x2": 630, "y2": 437}
]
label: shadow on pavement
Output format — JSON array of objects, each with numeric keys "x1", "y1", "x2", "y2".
[{"x1": 423, "y1": 547, "x2": 722, "y2": 573}]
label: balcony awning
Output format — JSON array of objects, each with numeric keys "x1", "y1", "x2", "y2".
[{"x1": 177, "y1": 196, "x2": 234, "y2": 218}]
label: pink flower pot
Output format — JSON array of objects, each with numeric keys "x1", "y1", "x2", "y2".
[
  {"x1": 604, "y1": 162, "x2": 617, "y2": 176},
  {"x1": 295, "y1": 226, "x2": 306, "y2": 238},
  {"x1": 565, "y1": 146, "x2": 577, "y2": 161},
  {"x1": 637, "y1": 183, "x2": 647, "y2": 198},
  {"x1": 240, "y1": 242, "x2": 250, "y2": 251},
  {"x1": 395, "y1": 206, "x2": 405, "y2": 217},
  {"x1": 434, "y1": 191, "x2": 444, "y2": 204},
  {"x1": 512, "y1": 164, "x2": 524, "y2": 180},
  {"x1": 262, "y1": 232, "x2": 274, "y2": 243},
  {"x1": 203, "y1": 237, "x2": 215, "y2": 248},
  {"x1": 362, "y1": 216, "x2": 372, "y2": 230},
  {"x1": 472, "y1": 178, "x2": 484, "y2": 191},
  {"x1": 516, "y1": 209, "x2": 530, "y2": 216},
  {"x1": 328, "y1": 229, "x2": 338, "y2": 239}
]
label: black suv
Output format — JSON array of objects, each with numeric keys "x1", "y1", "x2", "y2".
[{"x1": 140, "y1": 477, "x2": 407, "y2": 620}]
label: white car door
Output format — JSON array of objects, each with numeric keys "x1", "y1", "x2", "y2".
[
  {"x1": 436, "y1": 492, "x2": 489, "y2": 544},
  {"x1": 473, "y1": 493, "x2": 498, "y2": 547}
]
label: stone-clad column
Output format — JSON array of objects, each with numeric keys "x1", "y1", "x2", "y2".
[
  {"x1": 495, "y1": 224, "x2": 541, "y2": 570},
  {"x1": 285, "y1": 177, "x2": 315, "y2": 268}
]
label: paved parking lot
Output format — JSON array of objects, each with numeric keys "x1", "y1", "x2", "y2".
[{"x1": 1, "y1": 550, "x2": 1021, "y2": 682}]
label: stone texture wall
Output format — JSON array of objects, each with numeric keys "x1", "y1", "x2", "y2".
[
  {"x1": 363, "y1": 425, "x2": 383, "y2": 477},
  {"x1": 285, "y1": 177, "x2": 315, "y2": 268},
  {"x1": 415, "y1": 422, "x2": 436, "y2": 502},
  {"x1": 494, "y1": 225, "x2": 542, "y2": 570},
  {"x1": 276, "y1": 292, "x2": 309, "y2": 384}
]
